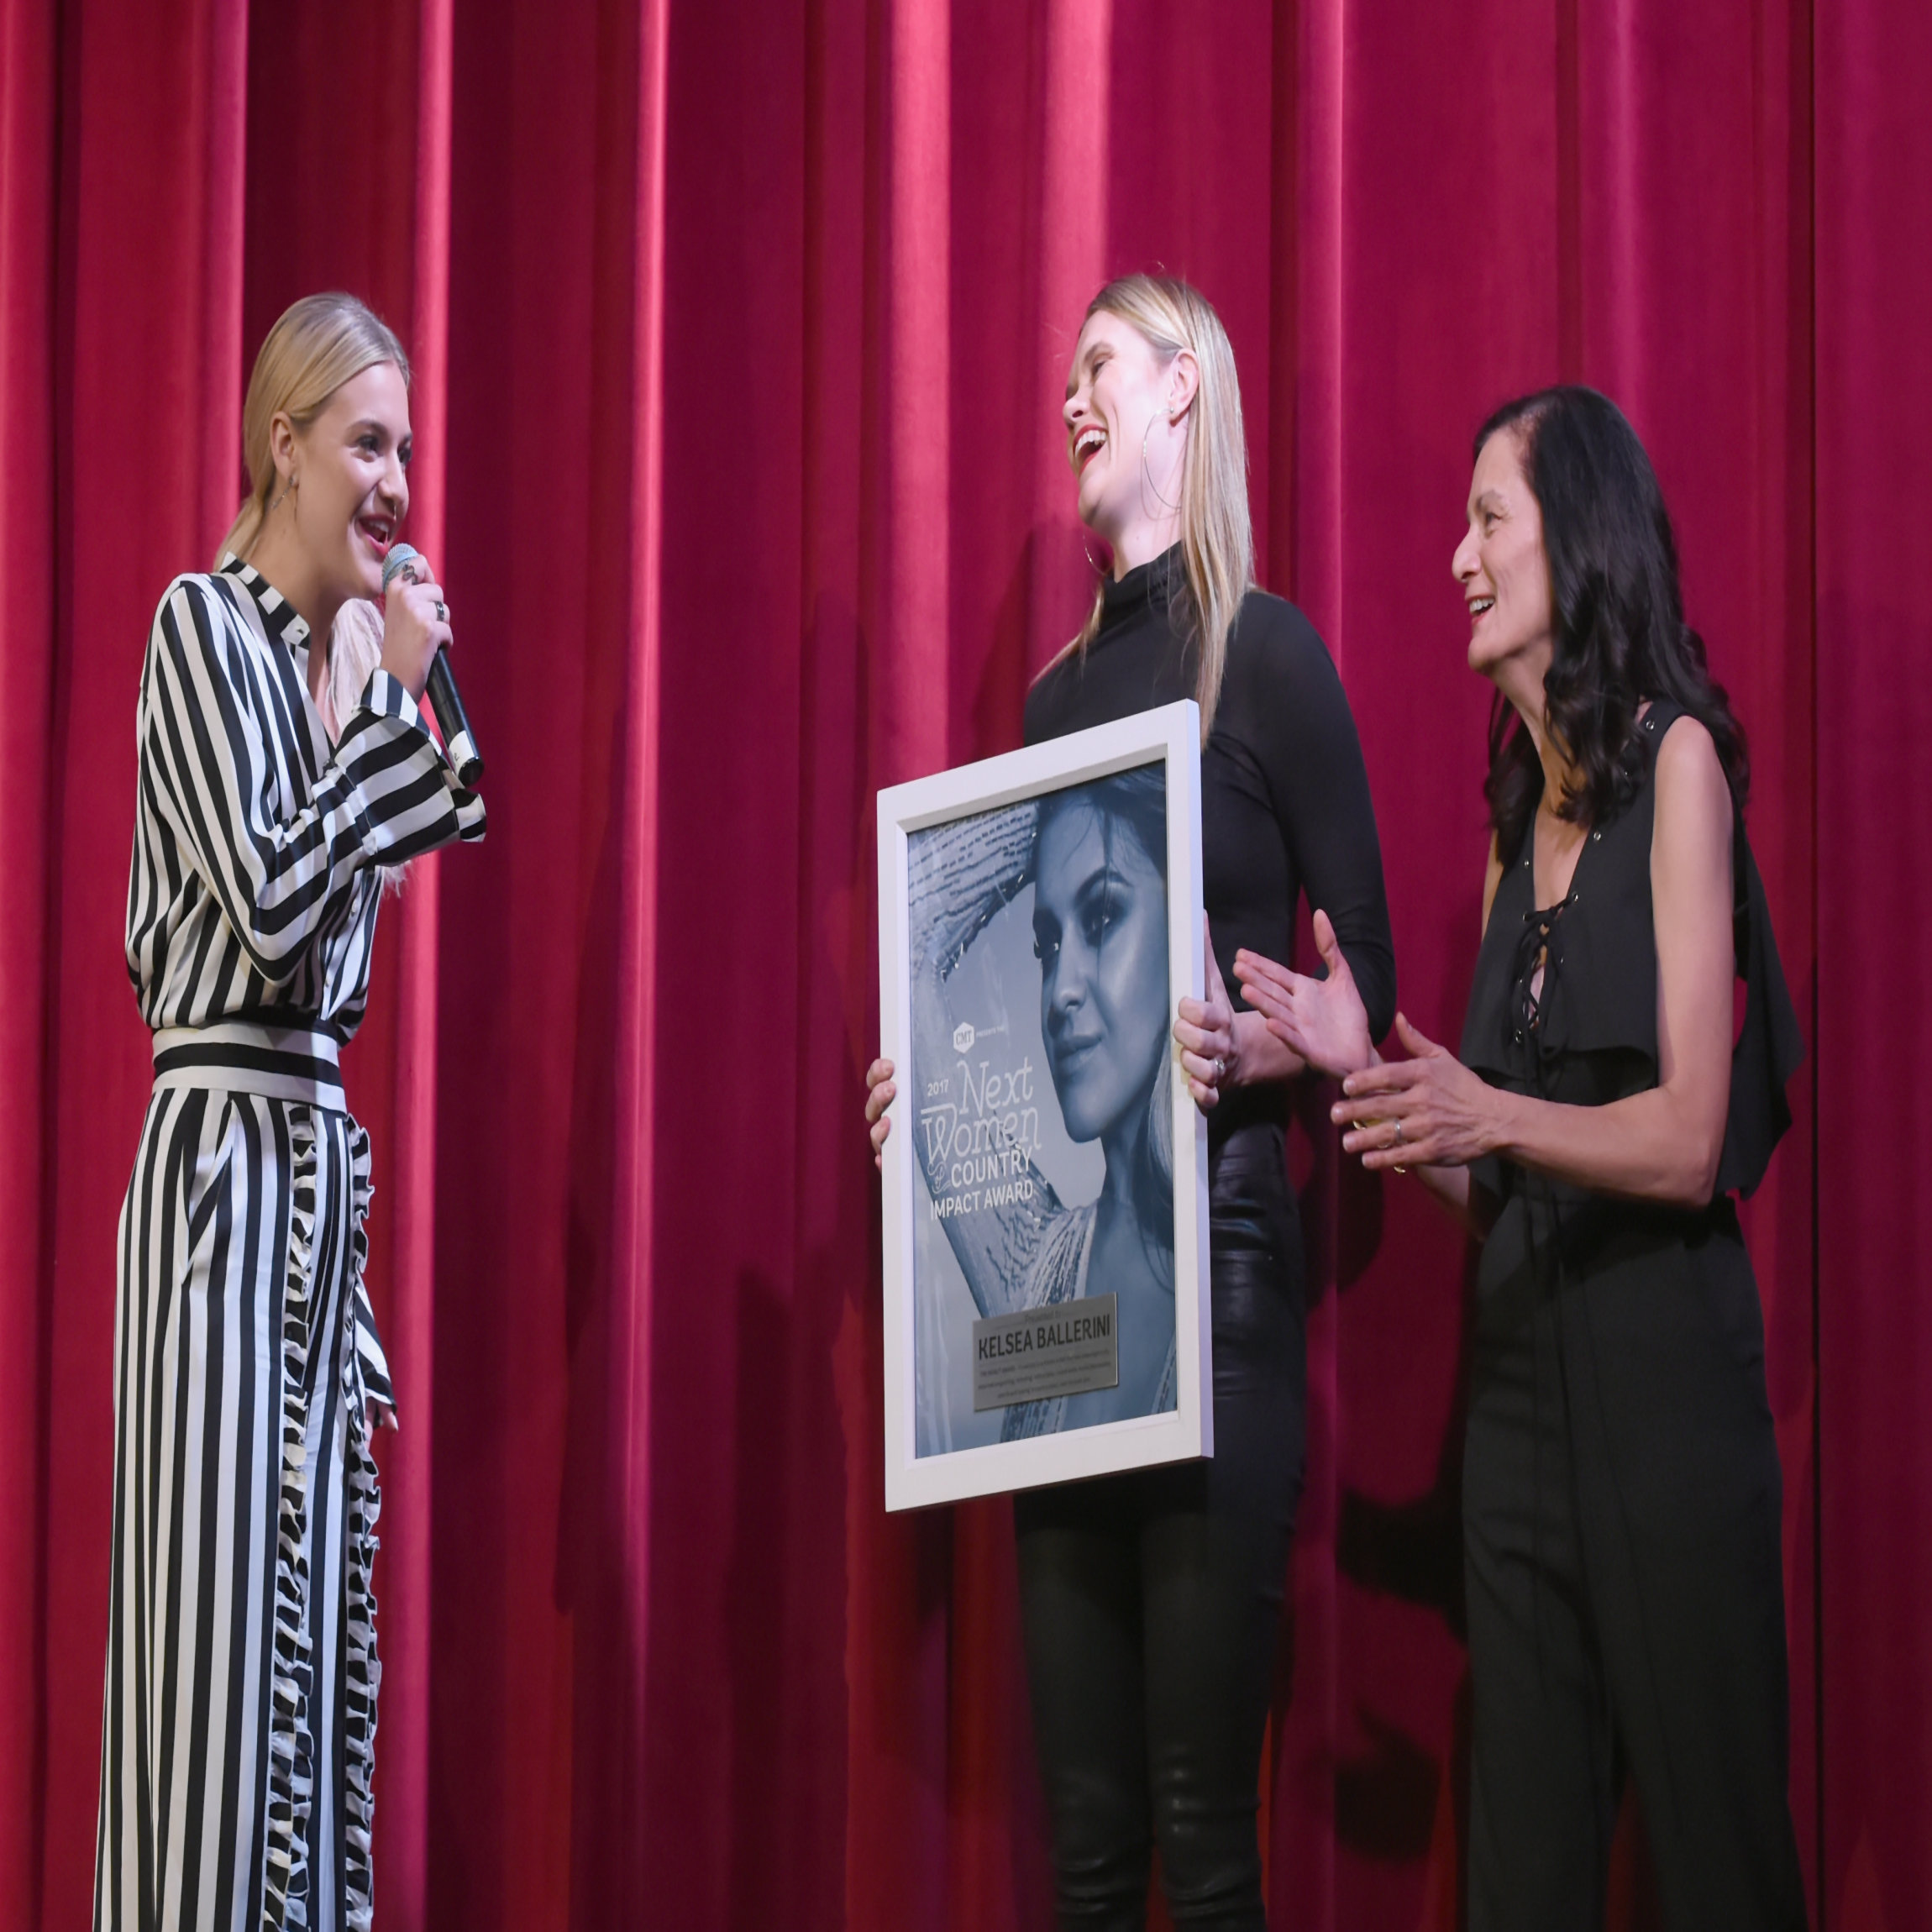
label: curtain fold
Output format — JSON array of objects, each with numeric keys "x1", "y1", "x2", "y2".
[
  {"x1": 1814, "y1": 0, "x2": 1932, "y2": 1922},
  {"x1": 239, "y1": 3, "x2": 457, "y2": 1913},
  {"x1": 1, "y1": 0, "x2": 1925, "y2": 1926},
  {"x1": 31, "y1": 3, "x2": 250, "y2": 1924},
  {"x1": 0, "y1": 3, "x2": 55, "y2": 1924}
]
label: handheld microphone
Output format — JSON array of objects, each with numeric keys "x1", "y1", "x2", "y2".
[{"x1": 381, "y1": 543, "x2": 484, "y2": 789}]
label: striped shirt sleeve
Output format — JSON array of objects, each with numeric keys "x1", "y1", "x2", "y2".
[{"x1": 140, "y1": 575, "x2": 485, "y2": 984}]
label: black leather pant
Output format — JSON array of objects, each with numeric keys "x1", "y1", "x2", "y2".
[{"x1": 1013, "y1": 1124, "x2": 1306, "y2": 1930}]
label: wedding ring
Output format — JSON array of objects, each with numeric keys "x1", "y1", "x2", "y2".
[
  {"x1": 435, "y1": 600, "x2": 447, "y2": 622},
  {"x1": 1213, "y1": 1056, "x2": 1226, "y2": 1081},
  {"x1": 1393, "y1": 1121, "x2": 1405, "y2": 1147}
]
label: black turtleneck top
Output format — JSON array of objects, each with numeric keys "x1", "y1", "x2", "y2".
[{"x1": 1024, "y1": 549, "x2": 1397, "y2": 1135}]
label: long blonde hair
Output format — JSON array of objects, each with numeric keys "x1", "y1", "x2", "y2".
[
  {"x1": 1053, "y1": 275, "x2": 1255, "y2": 742},
  {"x1": 218, "y1": 293, "x2": 411, "y2": 738}
]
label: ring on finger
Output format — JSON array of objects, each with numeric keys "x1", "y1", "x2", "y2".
[
  {"x1": 1213, "y1": 1056, "x2": 1226, "y2": 1082},
  {"x1": 435, "y1": 600, "x2": 447, "y2": 622}
]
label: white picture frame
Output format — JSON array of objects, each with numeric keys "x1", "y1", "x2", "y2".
[{"x1": 876, "y1": 700, "x2": 1211, "y2": 1511}]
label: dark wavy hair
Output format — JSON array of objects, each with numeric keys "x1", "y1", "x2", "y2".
[
  {"x1": 1034, "y1": 764, "x2": 1168, "y2": 887},
  {"x1": 1476, "y1": 386, "x2": 1748, "y2": 860}
]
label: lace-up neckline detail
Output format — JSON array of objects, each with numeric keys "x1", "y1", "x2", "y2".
[{"x1": 1512, "y1": 893, "x2": 1573, "y2": 1045}]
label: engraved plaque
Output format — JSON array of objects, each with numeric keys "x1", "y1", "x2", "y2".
[{"x1": 973, "y1": 1294, "x2": 1120, "y2": 1411}]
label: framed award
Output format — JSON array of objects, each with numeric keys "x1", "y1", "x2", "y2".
[{"x1": 875, "y1": 700, "x2": 1211, "y2": 1510}]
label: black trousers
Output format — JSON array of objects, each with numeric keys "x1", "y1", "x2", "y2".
[
  {"x1": 1464, "y1": 1196, "x2": 1808, "y2": 1932},
  {"x1": 1014, "y1": 1124, "x2": 1305, "y2": 1931}
]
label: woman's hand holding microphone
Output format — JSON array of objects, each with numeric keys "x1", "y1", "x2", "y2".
[{"x1": 380, "y1": 550, "x2": 452, "y2": 701}]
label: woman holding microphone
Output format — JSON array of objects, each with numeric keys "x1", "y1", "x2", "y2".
[
  {"x1": 867, "y1": 275, "x2": 1394, "y2": 1928},
  {"x1": 97, "y1": 293, "x2": 483, "y2": 1932},
  {"x1": 1242, "y1": 386, "x2": 1807, "y2": 1929}
]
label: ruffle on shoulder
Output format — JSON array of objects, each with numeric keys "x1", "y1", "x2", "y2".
[
  {"x1": 1717, "y1": 834, "x2": 1803, "y2": 1199},
  {"x1": 1459, "y1": 701, "x2": 1803, "y2": 1202}
]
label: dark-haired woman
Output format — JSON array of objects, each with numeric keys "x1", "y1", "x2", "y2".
[
  {"x1": 867, "y1": 276, "x2": 1394, "y2": 1927},
  {"x1": 1243, "y1": 386, "x2": 1807, "y2": 1929}
]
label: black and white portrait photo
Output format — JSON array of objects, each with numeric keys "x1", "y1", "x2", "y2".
[
  {"x1": 908, "y1": 765, "x2": 1178, "y2": 1451},
  {"x1": 877, "y1": 703, "x2": 1210, "y2": 1508}
]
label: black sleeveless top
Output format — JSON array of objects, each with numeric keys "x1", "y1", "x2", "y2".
[{"x1": 1459, "y1": 701, "x2": 1803, "y2": 1211}]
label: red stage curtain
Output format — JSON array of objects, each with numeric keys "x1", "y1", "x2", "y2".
[
  {"x1": 0, "y1": 1, "x2": 1924, "y2": 1927},
  {"x1": 1815, "y1": 3, "x2": 1932, "y2": 1924}
]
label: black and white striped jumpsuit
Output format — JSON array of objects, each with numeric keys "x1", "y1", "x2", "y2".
[{"x1": 96, "y1": 555, "x2": 484, "y2": 1931}]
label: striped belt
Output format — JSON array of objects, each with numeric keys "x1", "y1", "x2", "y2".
[{"x1": 151, "y1": 1019, "x2": 346, "y2": 1110}]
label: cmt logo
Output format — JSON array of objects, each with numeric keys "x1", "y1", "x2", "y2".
[{"x1": 952, "y1": 1021, "x2": 976, "y2": 1053}]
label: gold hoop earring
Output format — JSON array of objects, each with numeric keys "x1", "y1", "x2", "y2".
[{"x1": 1141, "y1": 413, "x2": 1181, "y2": 514}]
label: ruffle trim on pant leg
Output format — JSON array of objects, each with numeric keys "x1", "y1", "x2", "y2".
[
  {"x1": 340, "y1": 1121, "x2": 382, "y2": 1931},
  {"x1": 264, "y1": 1113, "x2": 319, "y2": 1931}
]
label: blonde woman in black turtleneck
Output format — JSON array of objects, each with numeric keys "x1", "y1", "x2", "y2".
[{"x1": 866, "y1": 275, "x2": 1393, "y2": 1930}]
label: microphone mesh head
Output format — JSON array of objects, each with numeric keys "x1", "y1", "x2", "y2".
[{"x1": 381, "y1": 542, "x2": 422, "y2": 591}]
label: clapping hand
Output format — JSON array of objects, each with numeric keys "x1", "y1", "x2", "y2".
[
  {"x1": 1331, "y1": 1013, "x2": 1499, "y2": 1171},
  {"x1": 1235, "y1": 910, "x2": 1373, "y2": 1079}
]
